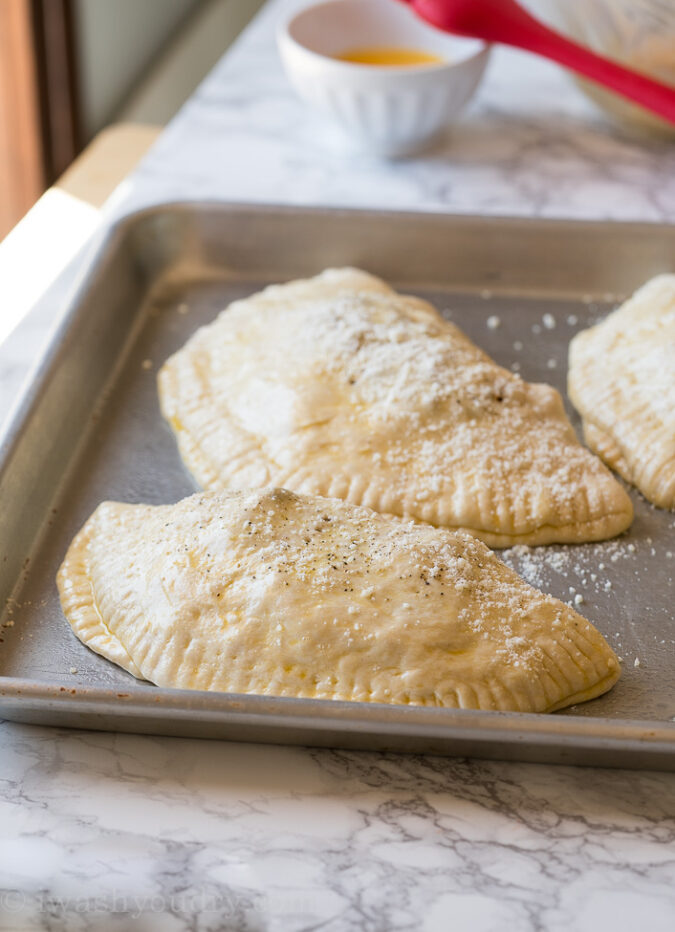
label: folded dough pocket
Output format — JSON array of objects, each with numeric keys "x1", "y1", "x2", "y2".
[
  {"x1": 57, "y1": 488, "x2": 620, "y2": 713},
  {"x1": 568, "y1": 274, "x2": 675, "y2": 510},
  {"x1": 158, "y1": 268, "x2": 633, "y2": 547}
]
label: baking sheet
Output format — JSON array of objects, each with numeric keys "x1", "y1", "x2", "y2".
[{"x1": 0, "y1": 204, "x2": 673, "y2": 768}]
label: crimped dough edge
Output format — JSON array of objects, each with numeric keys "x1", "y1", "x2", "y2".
[
  {"x1": 159, "y1": 269, "x2": 634, "y2": 545},
  {"x1": 568, "y1": 275, "x2": 675, "y2": 510},
  {"x1": 57, "y1": 490, "x2": 621, "y2": 713}
]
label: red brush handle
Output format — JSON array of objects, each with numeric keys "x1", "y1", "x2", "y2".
[{"x1": 409, "y1": 0, "x2": 675, "y2": 125}]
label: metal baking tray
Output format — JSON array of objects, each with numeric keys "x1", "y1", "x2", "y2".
[{"x1": 1, "y1": 203, "x2": 673, "y2": 770}]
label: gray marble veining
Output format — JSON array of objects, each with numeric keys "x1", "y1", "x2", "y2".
[
  {"x1": 1, "y1": 0, "x2": 674, "y2": 928},
  {"x1": 2, "y1": 723, "x2": 675, "y2": 931}
]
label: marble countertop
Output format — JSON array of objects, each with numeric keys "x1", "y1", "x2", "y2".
[{"x1": 1, "y1": 1, "x2": 674, "y2": 928}]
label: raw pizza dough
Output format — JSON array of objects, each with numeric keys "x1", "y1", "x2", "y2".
[
  {"x1": 57, "y1": 488, "x2": 620, "y2": 712},
  {"x1": 569, "y1": 274, "x2": 675, "y2": 509},
  {"x1": 158, "y1": 268, "x2": 633, "y2": 546}
]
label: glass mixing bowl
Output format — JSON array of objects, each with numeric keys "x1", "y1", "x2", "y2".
[{"x1": 524, "y1": 0, "x2": 675, "y2": 135}]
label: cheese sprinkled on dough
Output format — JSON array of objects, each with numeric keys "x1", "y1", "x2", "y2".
[
  {"x1": 57, "y1": 488, "x2": 621, "y2": 712},
  {"x1": 159, "y1": 268, "x2": 633, "y2": 545},
  {"x1": 569, "y1": 274, "x2": 675, "y2": 509}
]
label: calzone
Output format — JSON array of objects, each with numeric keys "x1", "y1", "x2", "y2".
[
  {"x1": 158, "y1": 268, "x2": 633, "y2": 546},
  {"x1": 57, "y1": 488, "x2": 620, "y2": 712},
  {"x1": 569, "y1": 274, "x2": 675, "y2": 509}
]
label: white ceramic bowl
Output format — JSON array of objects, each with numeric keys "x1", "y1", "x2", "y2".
[{"x1": 277, "y1": 0, "x2": 491, "y2": 157}]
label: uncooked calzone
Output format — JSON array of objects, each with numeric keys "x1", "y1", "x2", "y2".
[
  {"x1": 568, "y1": 275, "x2": 675, "y2": 509},
  {"x1": 57, "y1": 488, "x2": 620, "y2": 712},
  {"x1": 158, "y1": 268, "x2": 633, "y2": 547}
]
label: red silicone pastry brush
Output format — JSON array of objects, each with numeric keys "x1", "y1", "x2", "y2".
[{"x1": 402, "y1": 0, "x2": 675, "y2": 125}]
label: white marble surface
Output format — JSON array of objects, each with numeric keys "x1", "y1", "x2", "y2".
[
  {"x1": 123, "y1": 0, "x2": 675, "y2": 220},
  {"x1": 1, "y1": 0, "x2": 674, "y2": 928},
  {"x1": 2, "y1": 724, "x2": 675, "y2": 932}
]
